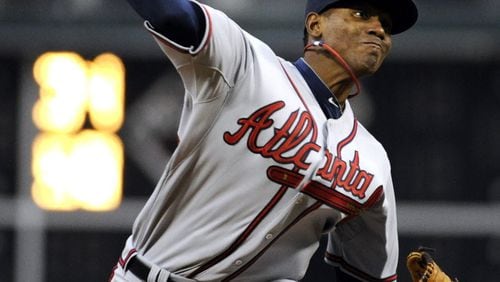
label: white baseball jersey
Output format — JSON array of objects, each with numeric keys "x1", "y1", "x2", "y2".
[{"x1": 113, "y1": 1, "x2": 398, "y2": 281}]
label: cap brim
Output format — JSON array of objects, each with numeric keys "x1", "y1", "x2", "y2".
[
  {"x1": 367, "y1": 0, "x2": 418, "y2": 34},
  {"x1": 314, "y1": 0, "x2": 418, "y2": 35}
]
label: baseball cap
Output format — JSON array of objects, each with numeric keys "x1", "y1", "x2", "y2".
[{"x1": 305, "y1": 0, "x2": 418, "y2": 34}]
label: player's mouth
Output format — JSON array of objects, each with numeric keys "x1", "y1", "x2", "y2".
[{"x1": 363, "y1": 41, "x2": 383, "y2": 50}]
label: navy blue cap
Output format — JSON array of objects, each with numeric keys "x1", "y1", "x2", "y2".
[{"x1": 305, "y1": 0, "x2": 418, "y2": 34}]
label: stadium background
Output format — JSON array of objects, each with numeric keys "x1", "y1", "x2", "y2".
[{"x1": 0, "y1": 0, "x2": 499, "y2": 281}]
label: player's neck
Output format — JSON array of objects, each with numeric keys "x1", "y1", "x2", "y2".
[{"x1": 304, "y1": 53, "x2": 354, "y2": 106}]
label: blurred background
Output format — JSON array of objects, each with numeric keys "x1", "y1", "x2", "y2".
[{"x1": 0, "y1": 0, "x2": 499, "y2": 281}]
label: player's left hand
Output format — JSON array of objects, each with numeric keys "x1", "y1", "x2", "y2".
[{"x1": 406, "y1": 247, "x2": 458, "y2": 282}]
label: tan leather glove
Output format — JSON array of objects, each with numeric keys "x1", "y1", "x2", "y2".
[{"x1": 406, "y1": 247, "x2": 458, "y2": 282}]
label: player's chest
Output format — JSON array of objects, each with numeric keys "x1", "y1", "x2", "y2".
[{"x1": 221, "y1": 97, "x2": 387, "y2": 209}]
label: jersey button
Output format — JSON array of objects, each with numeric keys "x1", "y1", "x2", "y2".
[{"x1": 265, "y1": 233, "x2": 274, "y2": 240}]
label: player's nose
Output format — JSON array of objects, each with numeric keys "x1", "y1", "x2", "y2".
[{"x1": 367, "y1": 17, "x2": 387, "y2": 41}]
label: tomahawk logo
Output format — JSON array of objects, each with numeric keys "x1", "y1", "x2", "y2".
[{"x1": 223, "y1": 101, "x2": 374, "y2": 200}]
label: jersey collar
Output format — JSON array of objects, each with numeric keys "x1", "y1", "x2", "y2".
[{"x1": 293, "y1": 58, "x2": 342, "y2": 120}]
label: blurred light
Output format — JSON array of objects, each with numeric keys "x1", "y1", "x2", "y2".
[
  {"x1": 32, "y1": 94, "x2": 86, "y2": 134},
  {"x1": 31, "y1": 133, "x2": 76, "y2": 211},
  {"x1": 32, "y1": 52, "x2": 88, "y2": 133},
  {"x1": 69, "y1": 130, "x2": 123, "y2": 211},
  {"x1": 88, "y1": 53, "x2": 125, "y2": 132},
  {"x1": 31, "y1": 131, "x2": 123, "y2": 211},
  {"x1": 32, "y1": 51, "x2": 125, "y2": 212},
  {"x1": 33, "y1": 52, "x2": 88, "y2": 101}
]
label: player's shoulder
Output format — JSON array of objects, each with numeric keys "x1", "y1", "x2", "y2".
[
  {"x1": 200, "y1": 2, "x2": 277, "y2": 55},
  {"x1": 356, "y1": 121, "x2": 385, "y2": 150},
  {"x1": 355, "y1": 119, "x2": 391, "y2": 166}
]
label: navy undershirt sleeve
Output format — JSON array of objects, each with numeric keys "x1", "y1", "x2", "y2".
[{"x1": 126, "y1": 0, "x2": 206, "y2": 48}]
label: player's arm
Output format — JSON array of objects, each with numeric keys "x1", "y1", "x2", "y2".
[
  {"x1": 326, "y1": 174, "x2": 399, "y2": 281},
  {"x1": 127, "y1": 0, "x2": 251, "y2": 99},
  {"x1": 125, "y1": 0, "x2": 206, "y2": 49}
]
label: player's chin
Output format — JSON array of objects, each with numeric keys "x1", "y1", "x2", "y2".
[
  {"x1": 356, "y1": 62, "x2": 382, "y2": 77},
  {"x1": 358, "y1": 56, "x2": 385, "y2": 76}
]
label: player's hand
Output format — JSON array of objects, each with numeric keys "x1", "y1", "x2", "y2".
[{"x1": 406, "y1": 247, "x2": 458, "y2": 282}]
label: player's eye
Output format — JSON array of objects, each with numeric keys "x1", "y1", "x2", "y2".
[{"x1": 353, "y1": 10, "x2": 370, "y2": 20}]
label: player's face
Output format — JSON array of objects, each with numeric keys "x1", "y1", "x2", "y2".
[{"x1": 320, "y1": 2, "x2": 393, "y2": 76}]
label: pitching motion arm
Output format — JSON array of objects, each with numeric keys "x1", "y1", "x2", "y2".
[{"x1": 126, "y1": 0, "x2": 206, "y2": 48}]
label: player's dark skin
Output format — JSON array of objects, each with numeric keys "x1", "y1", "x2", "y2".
[{"x1": 304, "y1": 1, "x2": 392, "y2": 108}]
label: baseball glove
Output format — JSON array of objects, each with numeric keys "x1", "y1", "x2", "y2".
[{"x1": 406, "y1": 247, "x2": 458, "y2": 282}]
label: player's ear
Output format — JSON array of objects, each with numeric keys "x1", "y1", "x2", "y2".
[{"x1": 305, "y1": 12, "x2": 323, "y2": 40}]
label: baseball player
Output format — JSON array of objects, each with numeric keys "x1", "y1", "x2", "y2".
[{"x1": 110, "y1": 0, "x2": 418, "y2": 281}]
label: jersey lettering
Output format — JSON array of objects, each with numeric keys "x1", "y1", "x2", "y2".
[
  {"x1": 224, "y1": 101, "x2": 373, "y2": 200},
  {"x1": 223, "y1": 101, "x2": 321, "y2": 170},
  {"x1": 317, "y1": 150, "x2": 373, "y2": 199}
]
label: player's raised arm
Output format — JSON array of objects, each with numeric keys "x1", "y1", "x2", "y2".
[
  {"x1": 126, "y1": 0, "x2": 253, "y2": 98},
  {"x1": 125, "y1": 0, "x2": 206, "y2": 49}
]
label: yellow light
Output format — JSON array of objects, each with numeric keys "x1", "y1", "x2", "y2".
[
  {"x1": 32, "y1": 95, "x2": 86, "y2": 133},
  {"x1": 33, "y1": 52, "x2": 88, "y2": 101},
  {"x1": 31, "y1": 131, "x2": 123, "y2": 211},
  {"x1": 69, "y1": 130, "x2": 123, "y2": 211},
  {"x1": 31, "y1": 133, "x2": 78, "y2": 210},
  {"x1": 88, "y1": 53, "x2": 125, "y2": 132},
  {"x1": 31, "y1": 52, "x2": 126, "y2": 212},
  {"x1": 32, "y1": 52, "x2": 88, "y2": 133}
]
